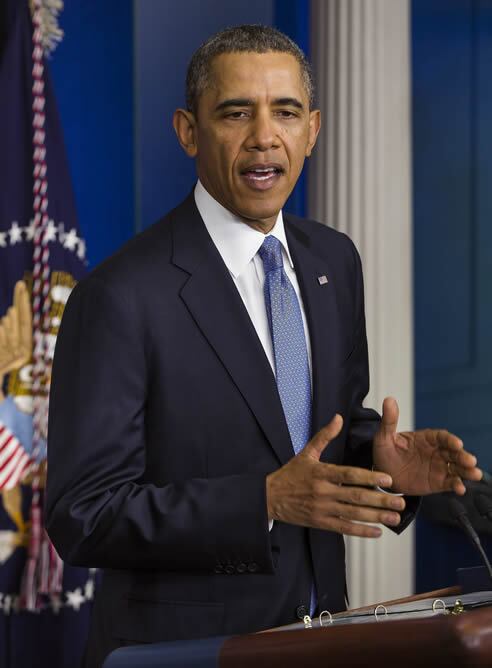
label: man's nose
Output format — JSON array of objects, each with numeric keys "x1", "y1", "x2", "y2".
[{"x1": 246, "y1": 111, "x2": 277, "y2": 151}]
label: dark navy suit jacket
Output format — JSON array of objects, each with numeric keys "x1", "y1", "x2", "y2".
[{"x1": 46, "y1": 193, "x2": 413, "y2": 667}]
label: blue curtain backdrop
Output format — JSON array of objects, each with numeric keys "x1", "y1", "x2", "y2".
[
  {"x1": 413, "y1": 0, "x2": 492, "y2": 592},
  {"x1": 49, "y1": 1, "x2": 134, "y2": 269},
  {"x1": 49, "y1": 0, "x2": 310, "y2": 269}
]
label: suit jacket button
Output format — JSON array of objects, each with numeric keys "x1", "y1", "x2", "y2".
[
  {"x1": 247, "y1": 562, "x2": 258, "y2": 573},
  {"x1": 296, "y1": 605, "x2": 308, "y2": 619},
  {"x1": 214, "y1": 564, "x2": 224, "y2": 574},
  {"x1": 236, "y1": 562, "x2": 247, "y2": 574},
  {"x1": 224, "y1": 564, "x2": 235, "y2": 575}
]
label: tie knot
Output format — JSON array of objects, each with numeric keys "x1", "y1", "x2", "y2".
[{"x1": 258, "y1": 235, "x2": 283, "y2": 273}]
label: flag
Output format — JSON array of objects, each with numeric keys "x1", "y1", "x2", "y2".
[
  {"x1": 0, "y1": 1, "x2": 95, "y2": 666},
  {"x1": 0, "y1": 424, "x2": 31, "y2": 490}
]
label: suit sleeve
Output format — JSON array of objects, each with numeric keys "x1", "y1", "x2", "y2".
[
  {"x1": 46, "y1": 277, "x2": 275, "y2": 573},
  {"x1": 341, "y1": 242, "x2": 419, "y2": 532}
]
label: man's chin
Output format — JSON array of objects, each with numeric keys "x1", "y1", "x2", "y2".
[
  {"x1": 237, "y1": 206, "x2": 283, "y2": 227},
  {"x1": 232, "y1": 194, "x2": 288, "y2": 225}
]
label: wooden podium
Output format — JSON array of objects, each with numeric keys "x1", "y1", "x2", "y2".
[
  {"x1": 221, "y1": 607, "x2": 492, "y2": 667},
  {"x1": 103, "y1": 588, "x2": 492, "y2": 668}
]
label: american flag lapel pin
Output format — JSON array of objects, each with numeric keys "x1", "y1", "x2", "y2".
[{"x1": 317, "y1": 275, "x2": 329, "y2": 285}]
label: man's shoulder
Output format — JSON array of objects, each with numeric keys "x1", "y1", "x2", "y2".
[
  {"x1": 79, "y1": 195, "x2": 194, "y2": 294},
  {"x1": 93, "y1": 214, "x2": 173, "y2": 280},
  {"x1": 285, "y1": 212, "x2": 359, "y2": 260}
]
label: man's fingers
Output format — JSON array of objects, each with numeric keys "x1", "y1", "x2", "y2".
[
  {"x1": 448, "y1": 462, "x2": 482, "y2": 482},
  {"x1": 434, "y1": 431, "x2": 482, "y2": 487},
  {"x1": 444, "y1": 448, "x2": 482, "y2": 484},
  {"x1": 329, "y1": 501, "x2": 401, "y2": 526},
  {"x1": 435, "y1": 429, "x2": 463, "y2": 451},
  {"x1": 326, "y1": 517, "x2": 382, "y2": 538},
  {"x1": 304, "y1": 414, "x2": 343, "y2": 461},
  {"x1": 335, "y1": 483, "x2": 405, "y2": 511},
  {"x1": 449, "y1": 449, "x2": 477, "y2": 470},
  {"x1": 444, "y1": 476, "x2": 466, "y2": 495},
  {"x1": 322, "y1": 463, "x2": 393, "y2": 489},
  {"x1": 380, "y1": 396, "x2": 399, "y2": 439},
  {"x1": 456, "y1": 450, "x2": 477, "y2": 467}
]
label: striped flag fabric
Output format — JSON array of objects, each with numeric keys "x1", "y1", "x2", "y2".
[{"x1": 0, "y1": 424, "x2": 30, "y2": 490}]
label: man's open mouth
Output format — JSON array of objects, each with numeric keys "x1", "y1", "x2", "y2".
[{"x1": 240, "y1": 164, "x2": 284, "y2": 189}]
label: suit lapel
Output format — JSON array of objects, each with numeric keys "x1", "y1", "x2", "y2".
[
  {"x1": 171, "y1": 195, "x2": 294, "y2": 466},
  {"x1": 285, "y1": 220, "x2": 340, "y2": 439}
]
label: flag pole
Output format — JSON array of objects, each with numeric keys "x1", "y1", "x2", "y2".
[{"x1": 20, "y1": 0, "x2": 64, "y2": 611}]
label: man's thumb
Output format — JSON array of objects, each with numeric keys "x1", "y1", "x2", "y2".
[
  {"x1": 304, "y1": 414, "x2": 344, "y2": 461},
  {"x1": 380, "y1": 397, "x2": 399, "y2": 438}
]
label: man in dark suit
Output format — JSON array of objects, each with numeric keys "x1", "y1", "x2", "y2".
[{"x1": 46, "y1": 25, "x2": 481, "y2": 667}]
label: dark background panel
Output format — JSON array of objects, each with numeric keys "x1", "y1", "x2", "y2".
[
  {"x1": 273, "y1": 0, "x2": 310, "y2": 217},
  {"x1": 49, "y1": 0, "x2": 135, "y2": 268},
  {"x1": 416, "y1": 515, "x2": 492, "y2": 592},
  {"x1": 413, "y1": 0, "x2": 492, "y2": 591},
  {"x1": 476, "y1": 0, "x2": 492, "y2": 373},
  {"x1": 412, "y1": 0, "x2": 474, "y2": 373}
]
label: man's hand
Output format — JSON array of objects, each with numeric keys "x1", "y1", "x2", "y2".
[
  {"x1": 266, "y1": 415, "x2": 405, "y2": 538},
  {"x1": 373, "y1": 397, "x2": 482, "y2": 496}
]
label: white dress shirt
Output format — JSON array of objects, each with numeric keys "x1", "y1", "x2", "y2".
[
  {"x1": 194, "y1": 180, "x2": 312, "y2": 380},
  {"x1": 194, "y1": 181, "x2": 313, "y2": 533}
]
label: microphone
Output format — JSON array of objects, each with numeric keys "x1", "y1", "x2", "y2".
[{"x1": 447, "y1": 495, "x2": 492, "y2": 582}]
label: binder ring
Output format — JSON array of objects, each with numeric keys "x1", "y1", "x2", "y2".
[
  {"x1": 303, "y1": 614, "x2": 313, "y2": 629},
  {"x1": 318, "y1": 610, "x2": 333, "y2": 626},
  {"x1": 451, "y1": 599, "x2": 464, "y2": 615},
  {"x1": 374, "y1": 604, "x2": 388, "y2": 620},
  {"x1": 432, "y1": 599, "x2": 446, "y2": 613}
]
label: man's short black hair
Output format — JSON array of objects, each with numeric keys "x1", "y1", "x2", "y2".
[{"x1": 186, "y1": 24, "x2": 314, "y2": 114}]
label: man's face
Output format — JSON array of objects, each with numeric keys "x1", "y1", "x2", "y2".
[{"x1": 175, "y1": 51, "x2": 320, "y2": 231}]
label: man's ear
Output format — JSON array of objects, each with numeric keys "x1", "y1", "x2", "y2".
[
  {"x1": 173, "y1": 109, "x2": 198, "y2": 157},
  {"x1": 305, "y1": 109, "x2": 321, "y2": 157}
]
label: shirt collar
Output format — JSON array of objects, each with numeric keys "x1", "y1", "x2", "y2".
[{"x1": 194, "y1": 180, "x2": 294, "y2": 279}]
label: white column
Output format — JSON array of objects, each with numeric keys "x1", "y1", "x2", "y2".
[{"x1": 309, "y1": 0, "x2": 414, "y2": 608}]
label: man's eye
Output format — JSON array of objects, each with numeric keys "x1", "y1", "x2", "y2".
[
  {"x1": 275, "y1": 110, "x2": 297, "y2": 118},
  {"x1": 225, "y1": 111, "x2": 249, "y2": 119}
]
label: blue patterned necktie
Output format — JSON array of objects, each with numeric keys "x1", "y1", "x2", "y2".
[
  {"x1": 258, "y1": 235, "x2": 312, "y2": 454},
  {"x1": 258, "y1": 235, "x2": 316, "y2": 616}
]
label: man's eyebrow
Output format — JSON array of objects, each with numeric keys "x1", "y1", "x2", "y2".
[
  {"x1": 215, "y1": 98, "x2": 254, "y2": 112},
  {"x1": 273, "y1": 97, "x2": 304, "y2": 109},
  {"x1": 214, "y1": 97, "x2": 305, "y2": 112}
]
